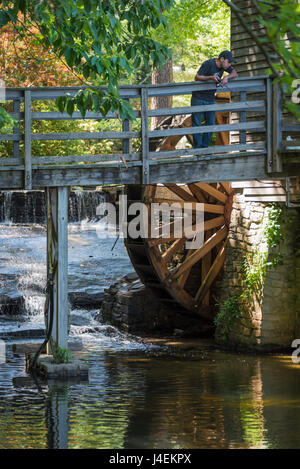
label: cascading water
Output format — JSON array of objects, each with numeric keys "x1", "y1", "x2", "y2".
[
  {"x1": 0, "y1": 192, "x2": 12, "y2": 224},
  {"x1": 0, "y1": 189, "x2": 139, "y2": 348},
  {"x1": 0, "y1": 189, "x2": 109, "y2": 224}
]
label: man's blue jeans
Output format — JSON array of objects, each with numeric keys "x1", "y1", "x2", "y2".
[{"x1": 191, "y1": 97, "x2": 216, "y2": 148}]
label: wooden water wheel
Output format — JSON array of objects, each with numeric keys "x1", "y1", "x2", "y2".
[
  {"x1": 124, "y1": 182, "x2": 234, "y2": 320},
  {"x1": 125, "y1": 92, "x2": 233, "y2": 320}
]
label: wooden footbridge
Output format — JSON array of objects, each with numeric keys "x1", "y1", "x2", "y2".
[
  {"x1": 1, "y1": 76, "x2": 300, "y2": 353},
  {"x1": 1, "y1": 76, "x2": 299, "y2": 189}
]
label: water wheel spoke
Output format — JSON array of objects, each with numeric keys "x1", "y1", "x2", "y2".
[
  {"x1": 194, "y1": 239, "x2": 228, "y2": 304},
  {"x1": 170, "y1": 225, "x2": 228, "y2": 280},
  {"x1": 203, "y1": 204, "x2": 224, "y2": 214},
  {"x1": 188, "y1": 183, "x2": 208, "y2": 203},
  {"x1": 151, "y1": 219, "x2": 176, "y2": 237},
  {"x1": 181, "y1": 215, "x2": 225, "y2": 240},
  {"x1": 163, "y1": 183, "x2": 195, "y2": 202},
  {"x1": 149, "y1": 215, "x2": 225, "y2": 244},
  {"x1": 219, "y1": 182, "x2": 233, "y2": 195},
  {"x1": 148, "y1": 236, "x2": 174, "y2": 246},
  {"x1": 195, "y1": 183, "x2": 227, "y2": 204},
  {"x1": 149, "y1": 198, "x2": 185, "y2": 207},
  {"x1": 177, "y1": 248, "x2": 195, "y2": 288},
  {"x1": 162, "y1": 237, "x2": 186, "y2": 263},
  {"x1": 150, "y1": 198, "x2": 224, "y2": 215},
  {"x1": 201, "y1": 229, "x2": 213, "y2": 306}
]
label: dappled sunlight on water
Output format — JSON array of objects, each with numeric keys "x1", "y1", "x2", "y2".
[
  {"x1": 0, "y1": 343, "x2": 300, "y2": 449},
  {"x1": 1, "y1": 224, "x2": 300, "y2": 449}
]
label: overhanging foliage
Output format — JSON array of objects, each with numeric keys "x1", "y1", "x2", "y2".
[{"x1": 0, "y1": 0, "x2": 174, "y2": 127}]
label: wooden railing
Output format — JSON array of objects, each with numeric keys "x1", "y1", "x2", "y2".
[{"x1": 0, "y1": 76, "x2": 299, "y2": 189}]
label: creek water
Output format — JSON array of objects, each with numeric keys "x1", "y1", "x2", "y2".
[{"x1": 0, "y1": 219, "x2": 300, "y2": 449}]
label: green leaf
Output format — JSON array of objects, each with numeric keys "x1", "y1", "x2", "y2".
[
  {"x1": 83, "y1": 0, "x2": 91, "y2": 13},
  {"x1": 82, "y1": 63, "x2": 90, "y2": 80},
  {"x1": 66, "y1": 99, "x2": 75, "y2": 117},
  {"x1": 0, "y1": 10, "x2": 11, "y2": 27},
  {"x1": 56, "y1": 96, "x2": 67, "y2": 114},
  {"x1": 64, "y1": 47, "x2": 75, "y2": 68}
]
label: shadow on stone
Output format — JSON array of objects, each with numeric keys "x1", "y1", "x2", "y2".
[{"x1": 96, "y1": 272, "x2": 214, "y2": 338}]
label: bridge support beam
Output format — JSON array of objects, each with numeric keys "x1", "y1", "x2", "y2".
[{"x1": 46, "y1": 187, "x2": 69, "y2": 352}]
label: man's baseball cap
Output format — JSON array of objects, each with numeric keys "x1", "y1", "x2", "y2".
[{"x1": 218, "y1": 50, "x2": 237, "y2": 64}]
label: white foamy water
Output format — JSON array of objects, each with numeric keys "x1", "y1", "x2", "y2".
[
  {"x1": 69, "y1": 309, "x2": 154, "y2": 352},
  {"x1": 0, "y1": 222, "x2": 135, "y2": 347}
]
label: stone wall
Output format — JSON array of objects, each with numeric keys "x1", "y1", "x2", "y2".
[{"x1": 215, "y1": 192, "x2": 300, "y2": 351}]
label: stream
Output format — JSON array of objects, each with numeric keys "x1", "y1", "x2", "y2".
[{"x1": 0, "y1": 215, "x2": 300, "y2": 449}]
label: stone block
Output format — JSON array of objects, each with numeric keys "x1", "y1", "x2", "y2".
[
  {"x1": 26, "y1": 354, "x2": 89, "y2": 380},
  {"x1": 230, "y1": 209, "x2": 241, "y2": 224},
  {"x1": 251, "y1": 206, "x2": 265, "y2": 214},
  {"x1": 252, "y1": 311, "x2": 262, "y2": 320},
  {"x1": 251, "y1": 319, "x2": 261, "y2": 329},
  {"x1": 240, "y1": 317, "x2": 254, "y2": 328},
  {"x1": 240, "y1": 218, "x2": 251, "y2": 229}
]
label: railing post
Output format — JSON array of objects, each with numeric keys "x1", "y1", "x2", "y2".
[
  {"x1": 24, "y1": 90, "x2": 32, "y2": 189},
  {"x1": 122, "y1": 98, "x2": 132, "y2": 156},
  {"x1": 239, "y1": 91, "x2": 247, "y2": 145},
  {"x1": 13, "y1": 98, "x2": 20, "y2": 159},
  {"x1": 271, "y1": 80, "x2": 283, "y2": 172},
  {"x1": 141, "y1": 87, "x2": 149, "y2": 184}
]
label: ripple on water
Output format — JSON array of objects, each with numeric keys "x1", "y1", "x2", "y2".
[{"x1": 1, "y1": 225, "x2": 300, "y2": 449}]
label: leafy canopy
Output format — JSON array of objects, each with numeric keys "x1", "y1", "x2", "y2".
[
  {"x1": 153, "y1": 0, "x2": 230, "y2": 69},
  {"x1": 0, "y1": 0, "x2": 174, "y2": 126}
]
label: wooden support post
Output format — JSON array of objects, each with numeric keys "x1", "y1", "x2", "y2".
[
  {"x1": 271, "y1": 81, "x2": 283, "y2": 172},
  {"x1": 141, "y1": 88, "x2": 150, "y2": 184},
  {"x1": 24, "y1": 90, "x2": 32, "y2": 189},
  {"x1": 47, "y1": 187, "x2": 69, "y2": 352}
]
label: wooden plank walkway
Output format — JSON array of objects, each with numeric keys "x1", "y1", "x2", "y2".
[{"x1": 0, "y1": 76, "x2": 299, "y2": 189}]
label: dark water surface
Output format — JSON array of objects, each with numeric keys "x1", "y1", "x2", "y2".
[
  {"x1": 0, "y1": 224, "x2": 300, "y2": 449},
  {"x1": 0, "y1": 342, "x2": 300, "y2": 449}
]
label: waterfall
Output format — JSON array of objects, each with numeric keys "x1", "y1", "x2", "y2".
[
  {"x1": 0, "y1": 191, "x2": 12, "y2": 223},
  {"x1": 0, "y1": 187, "x2": 128, "y2": 319},
  {"x1": 0, "y1": 190, "x2": 110, "y2": 224},
  {"x1": 69, "y1": 190, "x2": 107, "y2": 222}
]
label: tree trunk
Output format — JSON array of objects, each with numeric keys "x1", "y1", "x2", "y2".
[{"x1": 151, "y1": 59, "x2": 173, "y2": 130}]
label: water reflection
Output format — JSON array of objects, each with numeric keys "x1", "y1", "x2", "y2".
[
  {"x1": 1, "y1": 345, "x2": 300, "y2": 449},
  {"x1": 46, "y1": 383, "x2": 70, "y2": 449}
]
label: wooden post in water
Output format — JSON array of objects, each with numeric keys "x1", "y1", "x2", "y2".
[{"x1": 46, "y1": 187, "x2": 69, "y2": 352}]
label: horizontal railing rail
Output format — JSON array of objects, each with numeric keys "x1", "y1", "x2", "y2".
[{"x1": 0, "y1": 75, "x2": 297, "y2": 188}]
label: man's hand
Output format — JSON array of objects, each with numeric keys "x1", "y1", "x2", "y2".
[
  {"x1": 221, "y1": 69, "x2": 238, "y2": 87},
  {"x1": 220, "y1": 76, "x2": 229, "y2": 87},
  {"x1": 211, "y1": 75, "x2": 221, "y2": 83}
]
